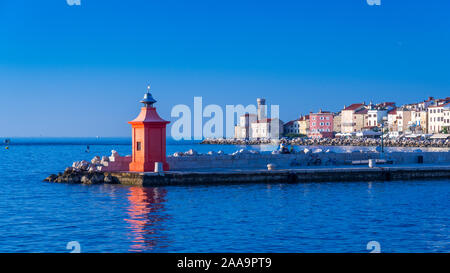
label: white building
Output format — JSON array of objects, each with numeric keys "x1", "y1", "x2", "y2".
[
  {"x1": 234, "y1": 98, "x2": 284, "y2": 139},
  {"x1": 251, "y1": 118, "x2": 284, "y2": 139},
  {"x1": 367, "y1": 109, "x2": 388, "y2": 128},
  {"x1": 410, "y1": 110, "x2": 428, "y2": 133},
  {"x1": 428, "y1": 102, "x2": 450, "y2": 133},
  {"x1": 284, "y1": 119, "x2": 301, "y2": 135},
  {"x1": 387, "y1": 108, "x2": 411, "y2": 133},
  {"x1": 234, "y1": 113, "x2": 257, "y2": 139}
]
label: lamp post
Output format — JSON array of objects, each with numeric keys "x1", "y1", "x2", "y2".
[
  {"x1": 380, "y1": 116, "x2": 388, "y2": 155},
  {"x1": 381, "y1": 123, "x2": 384, "y2": 153}
]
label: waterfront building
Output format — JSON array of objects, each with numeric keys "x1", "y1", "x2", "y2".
[
  {"x1": 403, "y1": 97, "x2": 450, "y2": 134},
  {"x1": 410, "y1": 109, "x2": 428, "y2": 133},
  {"x1": 398, "y1": 109, "x2": 412, "y2": 133},
  {"x1": 333, "y1": 112, "x2": 341, "y2": 133},
  {"x1": 367, "y1": 109, "x2": 387, "y2": 128},
  {"x1": 365, "y1": 102, "x2": 394, "y2": 129},
  {"x1": 284, "y1": 115, "x2": 309, "y2": 136},
  {"x1": 388, "y1": 108, "x2": 412, "y2": 134},
  {"x1": 387, "y1": 108, "x2": 398, "y2": 132},
  {"x1": 308, "y1": 110, "x2": 334, "y2": 139},
  {"x1": 428, "y1": 102, "x2": 450, "y2": 133},
  {"x1": 234, "y1": 98, "x2": 284, "y2": 139},
  {"x1": 129, "y1": 87, "x2": 170, "y2": 172},
  {"x1": 403, "y1": 97, "x2": 437, "y2": 134},
  {"x1": 340, "y1": 103, "x2": 366, "y2": 133},
  {"x1": 283, "y1": 119, "x2": 301, "y2": 135},
  {"x1": 353, "y1": 108, "x2": 368, "y2": 132},
  {"x1": 298, "y1": 115, "x2": 310, "y2": 135},
  {"x1": 234, "y1": 113, "x2": 257, "y2": 139},
  {"x1": 251, "y1": 118, "x2": 284, "y2": 139}
]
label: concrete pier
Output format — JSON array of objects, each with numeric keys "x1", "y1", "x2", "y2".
[{"x1": 45, "y1": 164, "x2": 450, "y2": 187}]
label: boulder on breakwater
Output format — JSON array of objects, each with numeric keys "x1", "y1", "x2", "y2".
[{"x1": 44, "y1": 167, "x2": 119, "y2": 185}]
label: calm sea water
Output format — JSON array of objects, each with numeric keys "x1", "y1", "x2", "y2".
[{"x1": 0, "y1": 138, "x2": 449, "y2": 253}]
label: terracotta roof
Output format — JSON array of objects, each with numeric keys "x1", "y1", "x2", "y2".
[
  {"x1": 343, "y1": 103, "x2": 365, "y2": 111},
  {"x1": 284, "y1": 120, "x2": 295, "y2": 126},
  {"x1": 429, "y1": 101, "x2": 450, "y2": 108},
  {"x1": 377, "y1": 102, "x2": 395, "y2": 107},
  {"x1": 354, "y1": 109, "x2": 368, "y2": 115},
  {"x1": 299, "y1": 115, "x2": 309, "y2": 121},
  {"x1": 388, "y1": 109, "x2": 397, "y2": 115}
]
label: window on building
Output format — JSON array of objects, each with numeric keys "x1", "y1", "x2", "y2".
[{"x1": 136, "y1": 141, "x2": 142, "y2": 151}]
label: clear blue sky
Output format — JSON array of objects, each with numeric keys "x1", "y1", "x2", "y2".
[{"x1": 0, "y1": 0, "x2": 449, "y2": 137}]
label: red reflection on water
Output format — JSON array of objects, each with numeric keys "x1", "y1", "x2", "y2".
[{"x1": 124, "y1": 187, "x2": 169, "y2": 252}]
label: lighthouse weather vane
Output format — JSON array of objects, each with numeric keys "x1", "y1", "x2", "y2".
[{"x1": 140, "y1": 82, "x2": 157, "y2": 106}]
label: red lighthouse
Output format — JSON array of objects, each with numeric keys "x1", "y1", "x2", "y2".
[{"x1": 129, "y1": 86, "x2": 170, "y2": 172}]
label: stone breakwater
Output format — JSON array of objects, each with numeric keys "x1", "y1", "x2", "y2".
[
  {"x1": 201, "y1": 137, "x2": 450, "y2": 148},
  {"x1": 44, "y1": 165, "x2": 450, "y2": 186},
  {"x1": 44, "y1": 148, "x2": 450, "y2": 185}
]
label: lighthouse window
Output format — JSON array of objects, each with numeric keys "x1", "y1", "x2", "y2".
[{"x1": 136, "y1": 142, "x2": 142, "y2": 151}]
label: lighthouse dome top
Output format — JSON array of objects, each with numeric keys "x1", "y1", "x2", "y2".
[{"x1": 140, "y1": 85, "x2": 157, "y2": 106}]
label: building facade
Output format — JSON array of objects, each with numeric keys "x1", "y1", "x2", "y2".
[
  {"x1": 353, "y1": 108, "x2": 368, "y2": 132},
  {"x1": 340, "y1": 103, "x2": 366, "y2": 133},
  {"x1": 234, "y1": 113, "x2": 257, "y2": 139},
  {"x1": 428, "y1": 102, "x2": 450, "y2": 133},
  {"x1": 284, "y1": 119, "x2": 301, "y2": 135},
  {"x1": 251, "y1": 118, "x2": 284, "y2": 139},
  {"x1": 308, "y1": 110, "x2": 334, "y2": 138},
  {"x1": 333, "y1": 113, "x2": 341, "y2": 133},
  {"x1": 387, "y1": 108, "x2": 412, "y2": 134},
  {"x1": 366, "y1": 109, "x2": 388, "y2": 128},
  {"x1": 234, "y1": 98, "x2": 284, "y2": 139},
  {"x1": 298, "y1": 115, "x2": 310, "y2": 135},
  {"x1": 410, "y1": 110, "x2": 428, "y2": 133}
]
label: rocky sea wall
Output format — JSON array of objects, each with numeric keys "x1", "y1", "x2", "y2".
[{"x1": 201, "y1": 137, "x2": 450, "y2": 148}]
